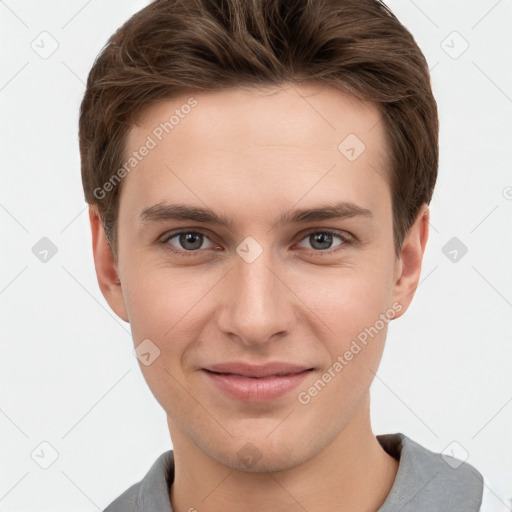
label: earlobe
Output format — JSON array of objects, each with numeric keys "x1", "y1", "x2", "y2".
[
  {"x1": 89, "y1": 206, "x2": 129, "y2": 323},
  {"x1": 391, "y1": 204, "x2": 430, "y2": 318}
]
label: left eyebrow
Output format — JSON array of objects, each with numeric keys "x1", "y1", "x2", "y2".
[
  {"x1": 276, "y1": 201, "x2": 373, "y2": 226},
  {"x1": 138, "y1": 201, "x2": 373, "y2": 227}
]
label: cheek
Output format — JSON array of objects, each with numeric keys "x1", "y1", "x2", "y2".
[
  {"x1": 295, "y1": 261, "x2": 394, "y2": 339},
  {"x1": 122, "y1": 264, "x2": 213, "y2": 341},
  {"x1": 294, "y1": 261, "x2": 394, "y2": 404},
  {"x1": 121, "y1": 270, "x2": 202, "y2": 415},
  {"x1": 296, "y1": 322, "x2": 389, "y2": 425}
]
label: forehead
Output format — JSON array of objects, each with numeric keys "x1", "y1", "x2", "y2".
[
  {"x1": 120, "y1": 82, "x2": 390, "y2": 220},
  {"x1": 128, "y1": 81, "x2": 384, "y2": 151}
]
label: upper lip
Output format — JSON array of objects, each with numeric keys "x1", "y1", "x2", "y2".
[{"x1": 203, "y1": 362, "x2": 312, "y2": 378}]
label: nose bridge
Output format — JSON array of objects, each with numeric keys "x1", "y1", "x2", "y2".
[{"x1": 217, "y1": 237, "x2": 292, "y2": 345}]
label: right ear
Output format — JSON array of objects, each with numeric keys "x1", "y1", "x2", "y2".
[{"x1": 88, "y1": 205, "x2": 129, "y2": 323}]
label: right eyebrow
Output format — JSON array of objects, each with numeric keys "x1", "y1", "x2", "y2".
[{"x1": 139, "y1": 203, "x2": 234, "y2": 228}]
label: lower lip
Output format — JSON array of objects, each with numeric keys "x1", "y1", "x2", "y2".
[{"x1": 202, "y1": 369, "x2": 312, "y2": 402}]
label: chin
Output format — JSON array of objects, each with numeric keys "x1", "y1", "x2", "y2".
[{"x1": 206, "y1": 434, "x2": 311, "y2": 474}]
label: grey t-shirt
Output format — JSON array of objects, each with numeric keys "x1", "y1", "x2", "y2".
[{"x1": 103, "y1": 432, "x2": 485, "y2": 511}]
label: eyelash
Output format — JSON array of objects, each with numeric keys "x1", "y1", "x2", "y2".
[{"x1": 158, "y1": 229, "x2": 355, "y2": 258}]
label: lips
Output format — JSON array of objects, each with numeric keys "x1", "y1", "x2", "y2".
[
  {"x1": 203, "y1": 362, "x2": 313, "y2": 378},
  {"x1": 201, "y1": 362, "x2": 314, "y2": 402}
]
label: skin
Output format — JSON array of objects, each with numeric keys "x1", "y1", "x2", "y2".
[{"x1": 90, "y1": 81, "x2": 429, "y2": 511}]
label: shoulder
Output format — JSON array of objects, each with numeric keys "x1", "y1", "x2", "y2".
[
  {"x1": 102, "y1": 450, "x2": 175, "y2": 512},
  {"x1": 103, "y1": 482, "x2": 140, "y2": 512},
  {"x1": 377, "y1": 433, "x2": 487, "y2": 512}
]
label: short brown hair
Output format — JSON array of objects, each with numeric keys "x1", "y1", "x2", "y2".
[{"x1": 79, "y1": 0, "x2": 438, "y2": 260}]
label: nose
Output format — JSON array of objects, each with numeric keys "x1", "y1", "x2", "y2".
[{"x1": 215, "y1": 244, "x2": 296, "y2": 348}]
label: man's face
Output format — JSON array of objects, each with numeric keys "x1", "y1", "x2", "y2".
[{"x1": 111, "y1": 82, "x2": 410, "y2": 471}]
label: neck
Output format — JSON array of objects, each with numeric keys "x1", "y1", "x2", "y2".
[{"x1": 168, "y1": 394, "x2": 398, "y2": 512}]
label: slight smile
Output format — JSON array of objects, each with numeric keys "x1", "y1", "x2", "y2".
[{"x1": 201, "y1": 362, "x2": 315, "y2": 402}]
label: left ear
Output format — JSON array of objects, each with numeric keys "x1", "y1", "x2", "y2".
[{"x1": 391, "y1": 204, "x2": 430, "y2": 319}]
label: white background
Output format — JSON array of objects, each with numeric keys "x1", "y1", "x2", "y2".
[{"x1": 1, "y1": 0, "x2": 511, "y2": 510}]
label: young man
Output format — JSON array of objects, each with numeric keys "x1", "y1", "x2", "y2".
[{"x1": 79, "y1": 0, "x2": 509, "y2": 510}]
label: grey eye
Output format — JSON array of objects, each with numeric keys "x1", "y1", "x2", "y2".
[
  {"x1": 297, "y1": 232, "x2": 344, "y2": 251},
  {"x1": 167, "y1": 231, "x2": 214, "y2": 251}
]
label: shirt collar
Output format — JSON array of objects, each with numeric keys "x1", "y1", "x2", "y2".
[
  {"x1": 133, "y1": 432, "x2": 483, "y2": 511},
  {"x1": 376, "y1": 433, "x2": 483, "y2": 511}
]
